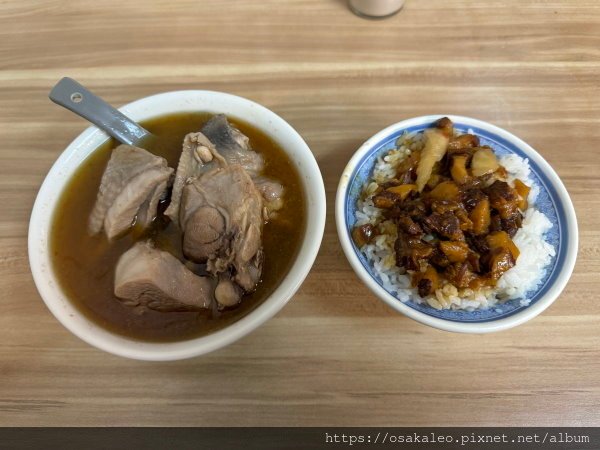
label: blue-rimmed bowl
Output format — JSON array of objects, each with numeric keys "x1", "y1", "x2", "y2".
[{"x1": 335, "y1": 115, "x2": 578, "y2": 333}]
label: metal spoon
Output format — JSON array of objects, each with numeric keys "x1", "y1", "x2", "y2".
[{"x1": 49, "y1": 77, "x2": 154, "y2": 146}]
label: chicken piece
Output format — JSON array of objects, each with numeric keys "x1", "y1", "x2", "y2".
[
  {"x1": 88, "y1": 145, "x2": 173, "y2": 240},
  {"x1": 201, "y1": 114, "x2": 264, "y2": 176},
  {"x1": 114, "y1": 241, "x2": 213, "y2": 312},
  {"x1": 103, "y1": 167, "x2": 173, "y2": 239},
  {"x1": 415, "y1": 117, "x2": 453, "y2": 192},
  {"x1": 180, "y1": 164, "x2": 264, "y2": 294},
  {"x1": 167, "y1": 116, "x2": 280, "y2": 225},
  {"x1": 165, "y1": 132, "x2": 222, "y2": 226},
  {"x1": 136, "y1": 179, "x2": 169, "y2": 229}
]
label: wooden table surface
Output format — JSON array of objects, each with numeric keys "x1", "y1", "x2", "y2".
[{"x1": 1, "y1": 0, "x2": 599, "y2": 427}]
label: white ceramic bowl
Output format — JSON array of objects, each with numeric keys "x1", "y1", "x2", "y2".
[
  {"x1": 336, "y1": 115, "x2": 578, "y2": 333},
  {"x1": 29, "y1": 90, "x2": 326, "y2": 360}
]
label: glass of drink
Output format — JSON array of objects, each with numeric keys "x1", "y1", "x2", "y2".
[{"x1": 348, "y1": 0, "x2": 405, "y2": 19}]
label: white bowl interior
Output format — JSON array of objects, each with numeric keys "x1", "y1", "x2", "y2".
[{"x1": 29, "y1": 91, "x2": 326, "y2": 360}]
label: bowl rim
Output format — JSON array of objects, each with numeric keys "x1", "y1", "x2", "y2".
[
  {"x1": 335, "y1": 114, "x2": 578, "y2": 333},
  {"x1": 29, "y1": 90, "x2": 326, "y2": 360}
]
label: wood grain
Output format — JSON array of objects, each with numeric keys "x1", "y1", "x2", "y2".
[{"x1": 1, "y1": 0, "x2": 599, "y2": 426}]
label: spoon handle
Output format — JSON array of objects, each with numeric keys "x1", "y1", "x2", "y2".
[{"x1": 49, "y1": 77, "x2": 153, "y2": 146}]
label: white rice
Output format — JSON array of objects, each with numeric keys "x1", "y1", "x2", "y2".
[{"x1": 356, "y1": 131, "x2": 556, "y2": 311}]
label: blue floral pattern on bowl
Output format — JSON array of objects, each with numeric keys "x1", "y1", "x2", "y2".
[{"x1": 344, "y1": 119, "x2": 568, "y2": 323}]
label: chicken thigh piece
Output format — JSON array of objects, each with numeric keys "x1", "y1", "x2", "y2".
[
  {"x1": 179, "y1": 164, "x2": 264, "y2": 307},
  {"x1": 114, "y1": 241, "x2": 214, "y2": 312},
  {"x1": 89, "y1": 145, "x2": 173, "y2": 240}
]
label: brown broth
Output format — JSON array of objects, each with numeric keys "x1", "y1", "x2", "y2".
[{"x1": 50, "y1": 112, "x2": 306, "y2": 342}]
